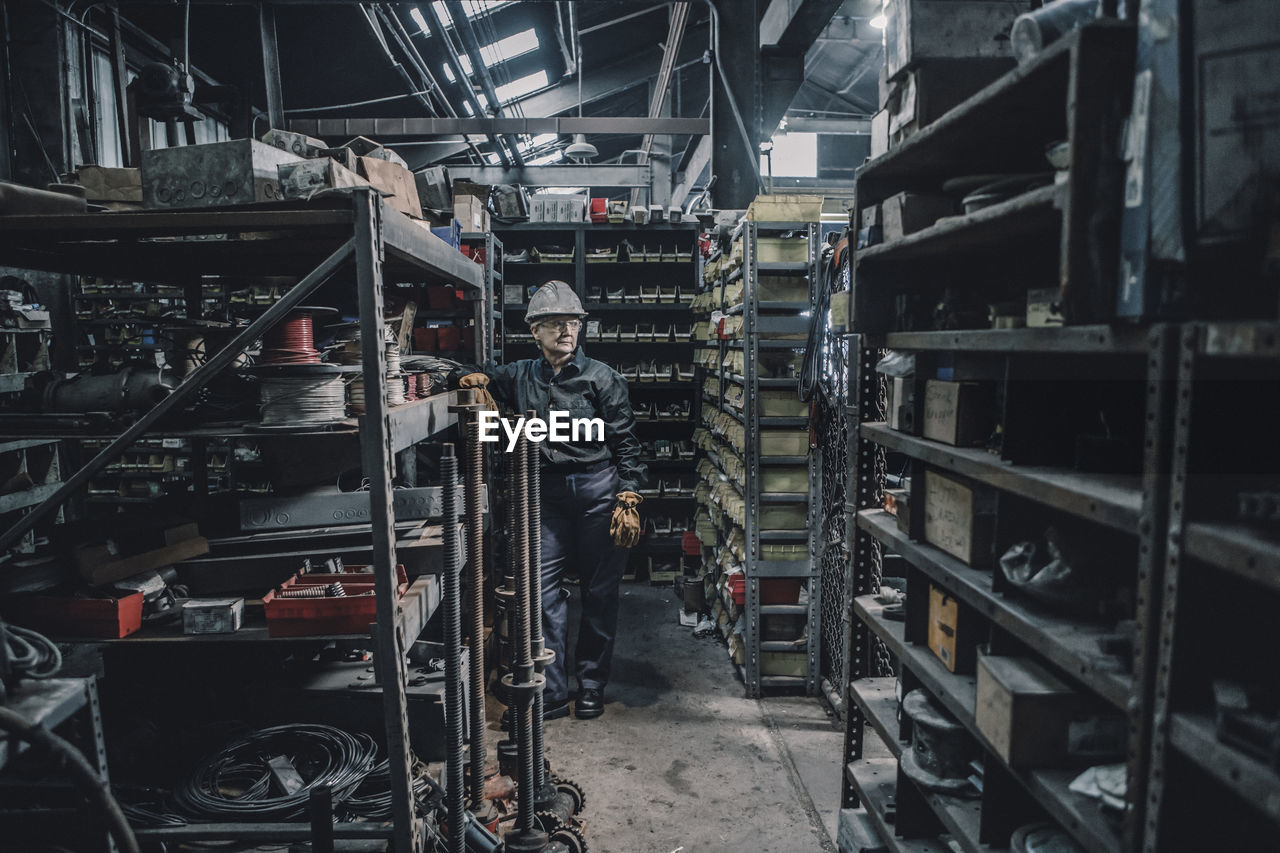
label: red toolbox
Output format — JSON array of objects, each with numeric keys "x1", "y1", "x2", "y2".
[
  {"x1": 263, "y1": 565, "x2": 407, "y2": 637},
  {"x1": 15, "y1": 591, "x2": 145, "y2": 639}
]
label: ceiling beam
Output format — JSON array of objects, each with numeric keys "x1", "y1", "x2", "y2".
[
  {"x1": 759, "y1": 0, "x2": 845, "y2": 48},
  {"x1": 671, "y1": 130, "x2": 712, "y2": 209},
  {"x1": 783, "y1": 115, "x2": 871, "y2": 134},
  {"x1": 446, "y1": 164, "x2": 652, "y2": 188},
  {"x1": 288, "y1": 117, "x2": 710, "y2": 138}
]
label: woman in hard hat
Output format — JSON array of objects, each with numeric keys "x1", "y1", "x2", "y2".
[{"x1": 460, "y1": 280, "x2": 647, "y2": 721}]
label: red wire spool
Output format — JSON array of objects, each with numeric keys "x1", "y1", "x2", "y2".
[{"x1": 261, "y1": 308, "x2": 327, "y2": 365}]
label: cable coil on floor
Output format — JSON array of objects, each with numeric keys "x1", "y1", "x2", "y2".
[{"x1": 175, "y1": 723, "x2": 378, "y2": 821}]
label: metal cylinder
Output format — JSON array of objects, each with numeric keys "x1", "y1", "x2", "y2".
[
  {"x1": 526, "y1": 411, "x2": 548, "y2": 792},
  {"x1": 441, "y1": 444, "x2": 466, "y2": 853},
  {"x1": 465, "y1": 410, "x2": 487, "y2": 807},
  {"x1": 513, "y1": 432, "x2": 536, "y2": 832}
]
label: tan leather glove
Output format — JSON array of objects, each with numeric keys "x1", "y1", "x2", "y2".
[
  {"x1": 458, "y1": 372, "x2": 498, "y2": 412},
  {"x1": 610, "y1": 491, "x2": 644, "y2": 548}
]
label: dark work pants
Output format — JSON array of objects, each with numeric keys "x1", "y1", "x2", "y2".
[{"x1": 540, "y1": 465, "x2": 626, "y2": 704}]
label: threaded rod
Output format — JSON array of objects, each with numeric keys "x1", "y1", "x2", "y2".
[
  {"x1": 465, "y1": 411, "x2": 487, "y2": 806},
  {"x1": 441, "y1": 445, "x2": 465, "y2": 853},
  {"x1": 526, "y1": 410, "x2": 548, "y2": 792}
]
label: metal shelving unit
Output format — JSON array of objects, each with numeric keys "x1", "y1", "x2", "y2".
[
  {"x1": 496, "y1": 220, "x2": 701, "y2": 578},
  {"x1": 0, "y1": 190, "x2": 484, "y2": 853},
  {"x1": 838, "y1": 22, "x2": 1174, "y2": 853},
  {"x1": 699, "y1": 220, "x2": 818, "y2": 696},
  {"x1": 1141, "y1": 323, "x2": 1280, "y2": 851}
]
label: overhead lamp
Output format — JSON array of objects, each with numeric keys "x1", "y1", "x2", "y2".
[
  {"x1": 869, "y1": 13, "x2": 887, "y2": 29},
  {"x1": 565, "y1": 133, "x2": 598, "y2": 162}
]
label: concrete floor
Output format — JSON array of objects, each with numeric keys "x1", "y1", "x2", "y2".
[{"x1": 486, "y1": 582, "x2": 844, "y2": 853}]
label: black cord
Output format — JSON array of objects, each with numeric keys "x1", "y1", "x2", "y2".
[
  {"x1": 175, "y1": 724, "x2": 379, "y2": 821},
  {"x1": 2, "y1": 622, "x2": 62, "y2": 680},
  {"x1": 799, "y1": 236, "x2": 839, "y2": 403}
]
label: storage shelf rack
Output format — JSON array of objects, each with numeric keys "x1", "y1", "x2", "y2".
[
  {"x1": 0, "y1": 190, "x2": 483, "y2": 852},
  {"x1": 700, "y1": 220, "x2": 818, "y2": 696},
  {"x1": 838, "y1": 23, "x2": 1170, "y2": 853}
]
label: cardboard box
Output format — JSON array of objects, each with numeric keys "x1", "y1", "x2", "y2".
[
  {"x1": 885, "y1": 59, "x2": 1013, "y2": 147},
  {"x1": 927, "y1": 583, "x2": 976, "y2": 673},
  {"x1": 278, "y1": 158, "x2": 370, "y2": 200},
  {"x1": 758, "y1": 389, "x2": 808, "y2": 417},
  {"x1": 883, "y1": 0, "x2": 1026, "y2": 81},
  {"x1": 887, "y1": 376, "x2": 915, "y2": 432},
  {"x1": 1026, "y1": 288, "x2": 1065, "y2": 327},
  {"x1": 757, "y1": 274, "x2": 809, "y2": 302},
  {"x1": 528, "y1": 196, "x2": 547, "y2": 222},
  {"x1": 761, "y1": 651, "x2": 808, "y2": 677},
  {"x1": 74, "y1": 532, "x2": 211, "y2": 586},
  {"x1": 70, "y1": 166, "x2": 142, "y2": 204},
  {"x1": 261, "y1": 128, "x2": 328, "y2": 158},
  {"x1": 183, "y1": 598, "x2": 244, "y2": 634},
  {"x1": 454, "y1": 194, "x2": 489, "y2": 233},
  {"x1": 881, "y1": 192, "x2": 956, "y2": 240},
  {"x1": 977, "y1": 654, "x2": 1083, "y2": 767},
  {"x1": 871, "y1": 109, "x2": 890, "y2": 160},
  {"x1": 922, "y1": 380, "x2": 995, "y2": 447},
  {"x1": 760, "y1": 467, "x2": 808, "y2": 492},
  {"x1": 747, "y1": 194, "x2": 823, "y2": 223},
  {"x1": 357, "y1": 156, "x2": 422, "y2": 218},
  {"x1": 923, "y1": 469, "x2": 995, "y2": 566}
]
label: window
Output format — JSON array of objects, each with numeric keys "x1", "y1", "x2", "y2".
[
  {"x1": 527, "y1": 150, "x2": 564, "y2": 166},
  {"x1": 494, "y1": 70, "x2": 548, "y2": 104},
  {"x1": 413, "y1": 2, "x2": 515, "y2": 36},
  {"x1": 91, "y1": 50, "x2": 123, "y2": 167},
  {"x1": 762, "y1": 132, "x2": 818, "y2": 178},
  {"x1": 527, "y1": 133, "x2": 557, "y2": 149},
  {"x1": 439, "y1": 29, "x2": 539, "y2": 82}
]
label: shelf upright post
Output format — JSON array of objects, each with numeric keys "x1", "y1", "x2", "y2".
[
  {"x1": 1141, "y1": 324, "x2": 1197, "y2": 853},
  {"x1": 743, "y1": 221, "x2": 761, "y2": 697},
  {"x1": 353, "y1": 188, "x2": 421, "y2": 853},
  {"x1": 805, "y1": 222, "x2": 822, "y2": 696}
]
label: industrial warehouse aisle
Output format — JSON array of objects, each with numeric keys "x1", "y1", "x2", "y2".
[{"x1": 488, "y1": 582, "x2": 843, "y2": 853}]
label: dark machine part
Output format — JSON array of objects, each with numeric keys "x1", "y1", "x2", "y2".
[
  {"x1": 111, "y1": 568, "x2": 183, "y2": 624},
  {"x1": 441, "y1": 444, "x2": 466, "y2": 853},
  {"x1": 901, "y1": 689, "x2": 978, "y2": 797},
  {"x1": 131, "y1": 61, "x2": 204, "y2": 121},
  {"x1": 501, "y1": 431, "x2": 549, "y2": 853},
  {"x1": 452, "y1": 393, "x2": 499, "y2": 828},
  {"x1": 38, "y1": 367, "x2": 175, "y2": 414}
]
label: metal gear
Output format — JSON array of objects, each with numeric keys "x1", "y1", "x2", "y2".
[
  {"x1": 535, "y1": 809, "x2": 567, "y2": 834},
  {"x1": 551, "y1": 776, "x2": 586, "y2": 815},
  {"x1": 549, "y1": 824, "x2": 588, "y2": 853}
]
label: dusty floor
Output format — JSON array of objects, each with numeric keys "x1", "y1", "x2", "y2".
[{"x1": 484, "y1": 582, "x2": 843, "y2": 853}]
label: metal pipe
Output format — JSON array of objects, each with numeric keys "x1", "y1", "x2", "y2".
[
  {"x1": 441, "y1": 444, "x2": 465, "y2": 853},
  {"x1": 443, "y1": 0, "x2": 526, "y2": 167},
  {"x1": 466, "y1": 409, "x2": 487, "y2": 808},
  {"x1": 526, "y1": 410, "x2": 548, "y2": 794},
  {"x1": 418, "y1": 2, "x2": 512, "y2": 167}
]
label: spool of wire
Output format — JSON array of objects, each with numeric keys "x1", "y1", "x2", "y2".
[
  {"x1": 259, "y1": 372, "x2": 347, "y2": 427},
  {"x1": 261, "y1": 308, "x2": 332, "y2": 366}
]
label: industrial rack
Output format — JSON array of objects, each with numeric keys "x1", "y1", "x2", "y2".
[
  {"x1": 496, "y1": 220, "x2": 701, "y2": 575},
  {"x1": 0, "y1": 189, "x2": 484, "y2": 852},
  {"x1": 1140, "y1": 322, "x2": 1280, "y2": 852},
  {"x1": 699, "y1": 220, "x2": 819, "y2": 697},
  {"x1": 839, "y1": 23, "x2": 1166, "y2": 853}
]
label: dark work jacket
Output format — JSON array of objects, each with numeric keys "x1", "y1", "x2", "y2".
[{"x1": 481, "y1": 346, "x2": 647, "y2": 493}]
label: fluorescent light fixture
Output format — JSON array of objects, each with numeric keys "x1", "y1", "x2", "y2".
[
  {"x1": 869, "y1": 13, "x2": 887, "y2": 29},
  {"x1": 495, "y1": 69, "x2": 548, "y2": 103},
  {"x1": 410, "y1": 7, "x2": 430, "y2": 35},
  {"x1": 484, "y1": 152, "x2": 501, "y2": 165}
]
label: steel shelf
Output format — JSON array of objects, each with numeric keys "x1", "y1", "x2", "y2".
[
  {"x1": 1197, "y1": 322, "x2": 1280, "y2": 359},
  {"x1": 725, "y1": 373, "x2": 798, "y2": 388},
  {"x1": 848, "y1": 677, "x2": 903, "y2": 759},
  {"x1": 0, "y1": 678, "x2": 91, "y2": 768},
  {"x1": 855, "y1": 595, "x2": 1124, "y2": 853},
  {"x1": 859, "y1": 509, "x2": 1132, "y2": 709},
  {"x1": 1183, "y1": 521, "x2": 1280, "y2": 593},
  {"x1": 880, "y1": 325, "x2": 1149, "y2": 355},
  {"x1": 844, "y1": 757, "x2": 959, "y2": 853},
  {"x1": 1166, "y1": 713, "x2": 1280, "y2": 825},
  {"x1": 858, "y1": 185, "x2": 1060, "y2": 265},
  {"x1": 760, "y1": 603, "x2": 809, "y2": 615},
  {"x1": 860, "y1": 423, "x2": 1142, "y2": 532}
]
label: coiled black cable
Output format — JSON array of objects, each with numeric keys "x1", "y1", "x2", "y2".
[
  {"x1": 343, "y1": 759, "x2": 440, "y2": 819},
  {"x1": 2, "y1": 622, "x2": 62, "y2": 679},
  {"x1": 175, "y1": 724, "x2": 378, "y2": 821},
  {"x1": 799, "y1": 234, "x2": 840, "y2": 404}
]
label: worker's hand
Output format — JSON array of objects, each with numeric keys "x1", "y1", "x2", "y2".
[
  {"x1": 610, "y1": 491, "x2": 644, "y2": 548},
  {"x1": 458, "y1": 372, "x2": 498, "y2": 411}
]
